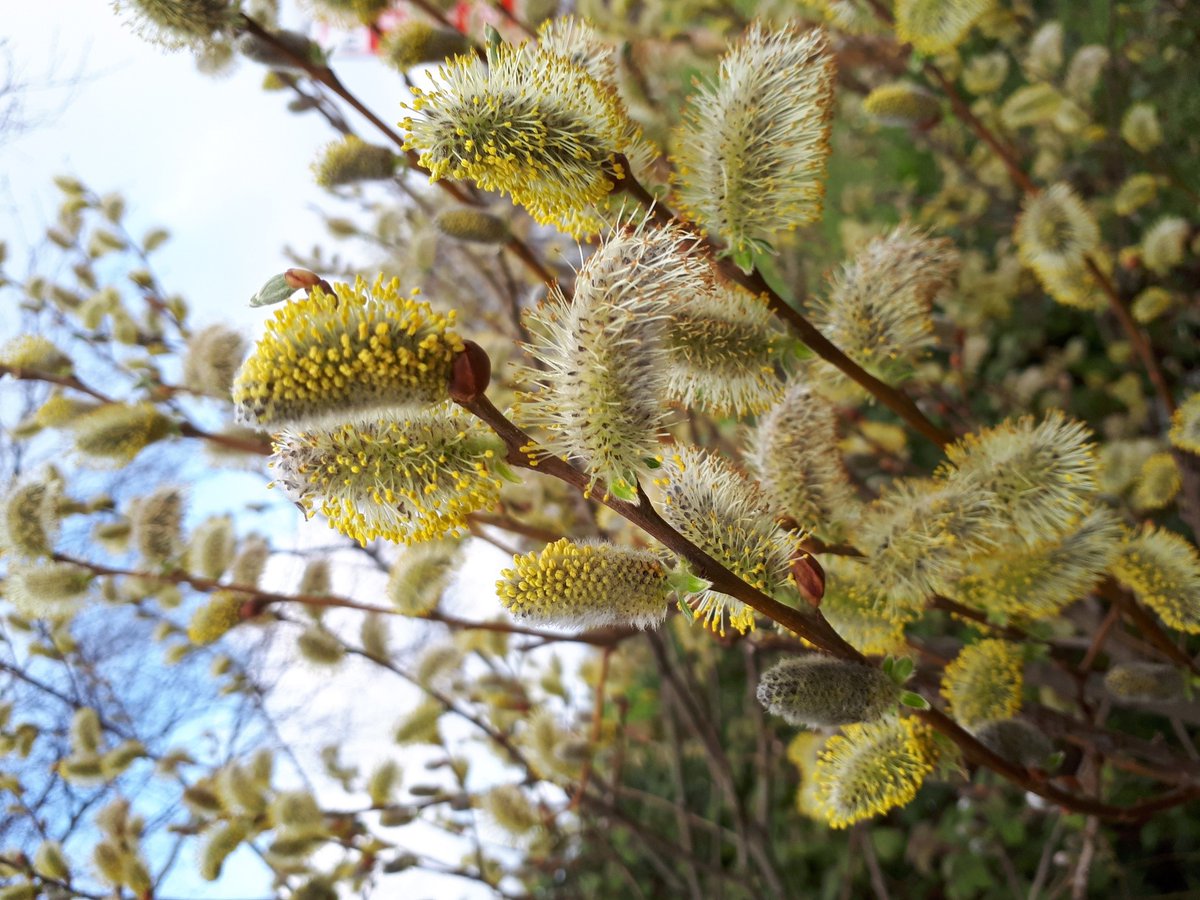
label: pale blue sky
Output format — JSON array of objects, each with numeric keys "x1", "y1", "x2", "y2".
[{"x1": 1, "y1": 4, "x2": 513, "y2": 897}]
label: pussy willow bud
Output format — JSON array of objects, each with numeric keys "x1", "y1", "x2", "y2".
[
  {"x1": 235, "y1": 29, "x2": 321, "y2": 72},
  {"x1": 481, "y1": 784, "x2": 541, "y2": 837},
  {"x1": 296, "y1": 626, "x2": 345, "y2": 666},
  {"x1": 114, "y1": 0, "x2": 237, "y2": 49},
  {"x1": 230, "y1": 534, "x2": 269, "y2": 587},
  {"x1": 0, "y1": 334, "x2": 73, "y2": 375},
  {"x1": 1170, "y1": 393, "x2": 1200, "y2": 454},
  {"x1": 1131, "y1": 286, "x2": 1175, "y2": 324},
  {"x1": 200, "y1": 821, "x2": 248, "y2": 882},
  {"x1": 810, "y1": 0, "x2": 884, "y2": 34},
  {"x1": 448, "y1": 340, "x2": 492, "y2": 403},
  {"x1": 70, "y1": 707, "x2": 102, "y2": 755},
  {"x1": 894, "y1": 0, "x2": 994, "y2": 54},
  {"x1": 942, "y1": 411, "x2": 1098, "y2": 546},
  {"x1": 131, "y1": 486, "x2": 183, "y2": 565},
  {"x1": 1065, "y1": 45, "x2": 1109, "y2": 100},
  {"x1": 402, "y1": 42, "x2": 630, "y2": 236},
  {"x1": 757, "y1": 656, "x2": 898, "y2": 727},
  {"x1": 73, "y1": 403, "x2": 173, "y2": 465},
  {"x1": 1014, "y1": 183, "x2": 1102, "y2": 310},
  {"x1": 33, "y1": 841, "x2": 69, "y2": 882},
  {"x1": 497, "y1": 539, "x2": 672, "y2": 630},
  {"x1": 307, "y1": 0, "x2": 390, "y2": 25},
  {"x1": 1121, "y1": 103, "x2": 1162, "y2": 153},
  {"x1": 963, "y1": 51, "x2": 1009, "y2": 95},
  {"x1": 186, "y1": 516, "x2": 236, "y2": 580},
  {"x1": 298, "y1": 559, "x2": 331, "y2": 597},
  {"x1": 674, "y1": 24, "x2": 835, "y2": 259},
  {"x1": 1111, "y1": 525, "x2": 1200, "y2": 634},
  {"x1": 973, "y1": 719, "x2": 1053, "y2": 770},
  {"x1": 1132, "y1": 452, "x2": 1182, "y2": 512},
  {"x1": 1103, "y1": 662, "x2": 1186, "y2": 703},
  {"x1": 35, "y1": 391, "x2": 100, "y2": 427},
  {"x1": 664, "y1": 284, "x2": 790, "y2": 416},
  {"x1": 93, "y1": 520, "x2": 132, "y2": 554},
  {"x1": 234, "y1": 276, "x2": 462, "y2": 430},
  {"x1": 862, "y1": 83, "x2": 941, "y2": 126},
  {"x1": 394, "y1": 700, "x2": 442, "y2": 746},
  {"x1": 313, "y1": 136, "x2": 398, "y2": 188},
  {"x1": 750, "y1": 381, "x2": 860, "y2": 540},
  {"x1": 187, "y1": 590, "x2": 245, "y2": 645},
  {"x1": 812, "y1": 225, "x2": 957, "y2": 391},
  {"x1": 941, "y1": 639, "x2": 1024, "y2": 729},
  {"x1": 434, "y1": 209, "x2": 510, "y2": 245},
  {"x1": 810, "y1": 717, "x2": 936, "y2": 828},
  {"x1": 272, "y1": 408, "x2": 502, "y2": 546},
  {"x1": 1141, "y1": 216, "x2": 1189, "y2": 275},
  {"x1": 519, "y1": 220, "x2": 709, "y2": 497},
  {"x1": 183, "y1": 324, "x2": 246, "y2": 397},
  {"x1": 656, "y1": 445, "x2": 804, "y2": 634},
  {"x1": 1, "y1": 477, "x2": 60, "y2": 559},
  {"x1": 380, "y1": 21, "x2": 470, "y2": 71},
  {"x1": 387, "y1": 540, "x2": 461, "y2": 615},
  {"x1": 5, "y1": 561, "x2": 93, "y2": 619}
]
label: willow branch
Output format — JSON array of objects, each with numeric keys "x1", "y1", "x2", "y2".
[
  {"x1": 236, "y1": 16, "x2": 561, "y2": 292},
  {"x1": 611, "y1": 160, "x2": 954, "y2": 448}
]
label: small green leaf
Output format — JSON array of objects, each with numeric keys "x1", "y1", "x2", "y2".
[
  {"x1": 730, "y1": 248, "x2": 756, "y2": 275},
  {"x1": 900, "y1": 691, "x2": 929, "y2": 710},
  {"x1": 642, "y1": 457, "x2": 662, "y2": 470},
  {"x1": 882, "y1": 657, "x2": 895, "y2": 678},
  {"x1": 493, "y1": 461, "x2": 523, "y2": 485},
  {"x1": 667, "y1": 568, "x2": 711, "y2": 596},
  {"x1": 893, "y1": 657, "x2": 914, "y2": 682},
  {"x1": 250, "y1": 273, "x2": 296, "y2": 308},
  {"x1": 484, "y1": 25, "x2": 502, "y2": 66},
  {"x1": 608, "y1": 480, "x2": 638, "y2": 501}
]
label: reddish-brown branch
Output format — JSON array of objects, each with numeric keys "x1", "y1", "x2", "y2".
[
  {"x1": 236, "y1": 16, "x2": 561, "y2": 292},
  {"x1": 457, "y1": 392, "x2": 865, "y2": 660},
  {"x1": 611, "y1": 160, "x2": 954, "y2": 449}
]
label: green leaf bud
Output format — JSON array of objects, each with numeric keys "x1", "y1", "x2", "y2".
[
  {"x1": 757, "y1": 656, "x2": 899, "y2": 727},
  {"x1": 367, "y1": 760, "x2": 401, "y2": 807},
  {"x1": 200, "y1": 821, "x2": 248, "y2": 881},
  {"x1": 33, "y1": 840, "x2": 69, "y2": 881},
  {"x1": 101, "y1": 740, "x2": 147, "y2": 778}
]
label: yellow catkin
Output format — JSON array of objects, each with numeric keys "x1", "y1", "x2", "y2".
[
  {"x1": 941, "y1": 639, "x2": 1024, "y2": 729},
  {"x1": 810, "y1": 717, "x2": 936, "y2": 828},
  {"x1": 1111, "y1": 525, "x2": 1200, "y2": 634},
  {"x1": 233, "y1": 276, "x2": 462, "y2": 430}
]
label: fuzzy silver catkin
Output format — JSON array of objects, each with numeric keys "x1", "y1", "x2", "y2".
[
  {"x1": 750, "y1": 380, "x2": 860, "y2": 539},
  {"x1": 757, "y1": 656, "x2": 898, "y2": 727},
  {"x1": 518, "y1": 219, "x2": 710, "y2": 498},
  {"x1": 673, "y1": 24, "x2": 835, "y2": 258}
]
